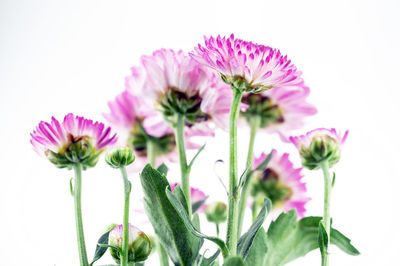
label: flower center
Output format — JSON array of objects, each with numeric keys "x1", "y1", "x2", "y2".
[
  {"x1": 128, "y1": 122, "x2": 176, "y2": 157},
  {"x1": 159, "y1": 88, "x2": 210, "y2": 126},
  {"x1": 241, "y1": 93, "x2": 284, "y2": 128}
]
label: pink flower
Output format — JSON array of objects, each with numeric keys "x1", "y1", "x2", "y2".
[
  {"x1": 251, "y1": 150, "x2": 310, "y2": 219},
  {"x1": 138, "y1": 49, "x2": 232, "y2": 135},
  {"x1": 289, "y1": 128, "x2": 349, "y2": 169},
  {"x1": 241, "y1": 83, "x2": 317, "y2": 139},
  {"x1": 30, "y1": 113, "x2": 117, "y2": 168},
  {"x1": 170, "y1": 182, "x2": 207, "y2": 213},
  {"x1": 190, "y1": 34, "x2": 302, "y2": 91}
]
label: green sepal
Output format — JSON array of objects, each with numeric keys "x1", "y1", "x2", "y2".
[
  {"x1": 166, "y1": 188, "x2": 230, "y2": 258},
  {"x1": 139, "y1": 164, "x2": 202, "y2": 266}
]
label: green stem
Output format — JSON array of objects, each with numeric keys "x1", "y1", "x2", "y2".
[
  {"x1": 321, "y1": 161, "x2": 332, "y2": 266},
  {"x1": 120, "y1": 166, "x2": 130, "y2": 266},
  {"x1": 216, "y1": 223, "x2": 220, "y2": 238},
  {"x1": 73, "y1": 164, "x2": 89, "y2": 266},
  {"x1": 226, "y1": 88, "x2": 243, "y2": 255},
  {"x1": 157, "y1": 239, "x2": 170, "y2": 266},
  {"x1": 237, "y1": 116, "x2": 260, "y2": 237},
  {"x1": 147, "y1": 140, "x2": 156, "y2": 167},
  {"x1": 174, "y1": 113, "x2": 192, "y2": 218}
]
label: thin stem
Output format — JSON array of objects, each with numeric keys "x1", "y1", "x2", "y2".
[
  {"x1": 237, "y1": 115, "x2": 260, "y2": 237},
  {"x1": 157, "y1": 239, "x2": 170, "y2": 266},
  {"x1": 120, "y1": 166, "x2": 130, "y2": 266},
  {"x1": 321, "y1": 161, "x2": 332, "y2": 266},
  {"x1": 226, "y1": 88, "x2": 243, "y2": 255},
  {"x1": 216, "y1": 224, "x2": 220, "y2": 237},
  {"x1": 174, "y1": 113, "x2": 192, "y2": 218},
  {"x1": 147, "y1": 140, "x2": 156, "y2": 167},
  {"x1": 73, "y1": 164, "x2": 89, "y2": 266}
]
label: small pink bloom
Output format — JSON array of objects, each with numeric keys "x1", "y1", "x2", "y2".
[
  {"x1": 289, "y1": 128, "x2": 349, "y2": 151},
  {"x1": 191, "y1": 34, "x2": 303, "y2": 90},
  {"x1": 252, "y1": 150, "x2": 310, "y2": 219}
]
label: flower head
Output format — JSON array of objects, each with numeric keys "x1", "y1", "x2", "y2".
[
  {"x1": 250, "y1": 150, "x2": 310, "y2": 219},
  {"x1": 139, "y1": 49, "x2": 232, "y2": 134},
  {"x1": 191, "y1": 34, "x2": 302, "y2": 92},
  {"x1": 30, "y1": 113, "x2": 117, "y2": 169},
  {"x1": 170, "y1": 183, "x2": 207, "y2": 213},
  {"x1": 104, "y1": 89, "x2": 198, "y2": 171},
  {"x1": 241, "y1": 83, "x2": 317, "y2": 137},
  {"x1": 109, "y1": 223, "x2": 152, "y2": 263},
  {"x1": 289, "y1": 128, "x2": 349, "y2": 170},
  {"x1": 105, "y1": 146, "x2": 135, "y2": 168}
]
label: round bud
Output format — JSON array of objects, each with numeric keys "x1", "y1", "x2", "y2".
[
  {"x1": 109, "y1": 224, "x2": 152, "y2": 263},
  {"x1": 105, "y1": 147, "x2": 135, "y2": 169},
  {"x1": 205, "y1": 202, "x2": 228, "y2": 224}
]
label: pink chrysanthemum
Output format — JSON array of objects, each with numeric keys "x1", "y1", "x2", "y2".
[
  {"x1": 30, "y1": 113, "x2": 117, "y2": 168},
  {"x1": 241, "y1": 83, "x2": 317, "y2": 139},
  {"x1": 170, "y1": 182, "x2": 207, "y2": 213},
  {"x1": 190, "y1": 34, "x2": 303, "y2": 91},
  {"x1": 250, "y1": 150, "x2": 310, "y2": 219},
  {"x1": 139, "y1": 49, "x2": 233, "y2": 135},
  {"x1": 289, "y1": 128, "x2": 349, "y2": 169}
]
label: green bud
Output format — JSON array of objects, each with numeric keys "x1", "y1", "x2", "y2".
[
  {"x1": 205, "y1": 202, "x2": 228, "y2": 224},
  {"x1": 105, "y1": 146, "x2": 135, "y2": 168},
  {"x1": 109, "y1": 224, "x2": 152, "y2": 263}
]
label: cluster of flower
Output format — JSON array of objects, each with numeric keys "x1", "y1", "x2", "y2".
[{"x1": 30, "y1": 34, "x2": 352, "y2": 266}]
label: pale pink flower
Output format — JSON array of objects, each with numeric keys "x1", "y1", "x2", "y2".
[
  {"x1": 191, "y1": 34, "x2": 302, "y2": 91},
  {"x1": 251, "y1": 150, "x2": 310, "y2": 219},
  {"x1": 289, "y1": 128, "x2": 349, "y2": 151}
]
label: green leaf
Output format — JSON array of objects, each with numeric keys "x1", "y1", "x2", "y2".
[
  {"x1": 332, "y1": 172, "x2": 336, "y2": 187},
  {"x1": 222, "y1": 256, "x2": 246, "y2": 266},
  {"x1": 237, "y1": 199, "x2": 271, "y2": 259},
  {"x1": 264, "y1": 212, "x2": 360, "y2": 266},
  {"x1": 157, "y1": 163, "x2": 168, "y2": 176},
  {"x1": 254, "y1": 150, "x2": 273, "y2": 171},
  {"x1": 89, "y1": 229, "x2": 112, "y2": 266},
  {"x1": 192, "y1": 196, "x2": 209, "y2": 214},
  {"x1": 318, "y1": 221, "x2": 328, "y2": 257},
  {"x1": 174, "y1": 185, "x2": 189, "y2": 214},
  {"x1": 188, "y1": 143, "x2": 206, "y2": 170},
  {"x1": 197, "y1": 249, "x2": 221, "y2": 266},
  {"x1": 244, "y1": 227, "x2": 267, "y2": 266},
  {"x1": 140, "y1": 164, "x2": 202, "y2": 266},
  {"x1": 166, "y1": 188, "x2": 230, "y2": 258},
  {"x1": 69, "y1": 177, "x2": 74, "y2": 196}
]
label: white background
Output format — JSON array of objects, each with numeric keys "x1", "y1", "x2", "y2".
[{"x1": 1, "y1": 0, "x2": 399, "y2": 265}]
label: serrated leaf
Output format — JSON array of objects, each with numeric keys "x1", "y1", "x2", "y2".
[
  {"x1": 244, "y1": 227, "x2": 267, "y2": 266},
  {"x1": 89, "y1": 229, "x2": 112, "y2": 266},
  {"x1": 264, "y1": 212, "x2": 360, "y2": 266},
  {"x1": 140, "y1": 164, "x2": 202, "y2": 266},
  {"x1": 157, "y1": 163, "x2": 168, "y2": 176},
  {"x1": 318, "y1": 221, "x2": 328, "y2": 257},
  {"x1": 192, "y1": 196, "x2": 208, "y2": 214},
  {"x1": 166, "y1": 188, "x2": 230, "y2": 258},
  {"x1": 222, "y1": 256, "x2": 246, "y2": 266},
  {"x1": 237, "y1": 199, "x2": 271, "y2": 259}
]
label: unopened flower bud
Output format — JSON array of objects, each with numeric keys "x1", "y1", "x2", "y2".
[
  {"x1": 105, "y1": 147, "x2": 135, "y2": 168},
  {"x1": 290, "y1": 128, "x2": 348, "y2": 170},
  {"x1": 109, "y1": 224, "x2": 152, "y2": 263},
  {"x1": 205, "y1": 202, "x2": 227, "y2": 224}
]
